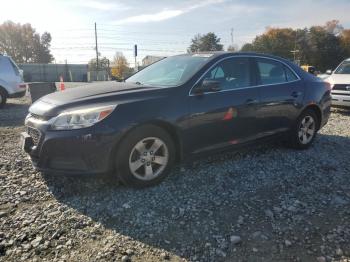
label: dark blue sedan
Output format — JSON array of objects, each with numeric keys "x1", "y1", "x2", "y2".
[{"x1": 21, "y1": 52, "x2": 332, "y2": 187}]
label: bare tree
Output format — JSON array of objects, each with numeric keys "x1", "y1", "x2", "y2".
[{"x1": 0, "y1": 21, "x2": 53, "y2": 63}]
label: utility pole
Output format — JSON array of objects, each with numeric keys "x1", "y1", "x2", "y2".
[
  {"x1": 107, "y1": 59, "x2": 110, "y2": 80},
  {"x1": 291, "y1": 30, "x2": 300, "y2": 65},
  {"x1": 230, "y1": 28, "x2": 234, "y2": 46},
  {"x1": 95, "y1": 22, "x2": 99, "y2": 72},
  {"x1": 134, "y1": 44, "x2": 138, "y2": 72},
  {"x1": 64, "y1": 59, "x2": 68, "y2": 81}
]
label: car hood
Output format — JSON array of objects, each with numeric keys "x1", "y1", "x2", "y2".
[
  {"x1": 327, "y1": 74, "x2": 350, "y2": 84},
  {"x1": 29, "y1": 81, "x2": 170, "y2": 117}
]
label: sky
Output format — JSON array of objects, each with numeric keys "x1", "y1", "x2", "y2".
[{"x1": 1, "y1": 0, "x2": 350, "y2": 65}]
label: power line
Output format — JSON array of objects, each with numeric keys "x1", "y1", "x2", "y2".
[
  {"x1": 49, "y1": 26, "x2": 253, "y2": 64},
  {"x1": 52, "y1": 41, "x2": 190, "y2": 47},
  {"x1": 51, "y1": 46, "x2": 185, "y2": 53}
]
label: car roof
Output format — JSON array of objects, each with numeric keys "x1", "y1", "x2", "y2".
[{"x1": 179, "y1": 51, "x2": 295, "y2": 63}]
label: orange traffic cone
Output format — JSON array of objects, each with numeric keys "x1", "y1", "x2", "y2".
[{"x1": 59, "y1": 76, "x2": 65, "y2": 91}]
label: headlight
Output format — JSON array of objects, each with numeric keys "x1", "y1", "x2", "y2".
[
  {"x1": 51, "y1": 105, "x2": 116, "y2": 130},
  {"x1": 324, "y1": 81, "x2": 334, "y2": 89}
]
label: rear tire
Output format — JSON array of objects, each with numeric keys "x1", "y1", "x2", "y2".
[
  {"x1": 114, "y1": 125, "x2": 175, "y2": 188},
  {"x1": 286, "y1": 109, "x2": 319, "y2": 150},
  {"x1": 0, "y1": 88, "x2": 7, "y2": 108}
]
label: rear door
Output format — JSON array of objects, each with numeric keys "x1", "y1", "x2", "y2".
[
  {"x1": 253, "y1": 57, "x2": 303, "y2": 135},
  {"x1": 187, "y1": 57, "x2": 260, "y2": 154}
]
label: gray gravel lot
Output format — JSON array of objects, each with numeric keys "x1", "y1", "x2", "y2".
[{"x1": 0, "y1": 97, "x2": 350, "y2": 262}]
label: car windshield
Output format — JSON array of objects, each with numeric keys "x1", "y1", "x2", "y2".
[
  {"x1": 335, "y1": 61, "x2": 350, "y2": 74},
  {"x1": 126, "y1": 55, "x2": 212, "y2": 87}
]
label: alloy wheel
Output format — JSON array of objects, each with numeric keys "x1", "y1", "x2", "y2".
[
  {"x1": 128, "y1": 137, "x2": 169, "y2": 181},
  {"x1": 298, "y1": 115, "x2": 316, "y2": 145}
]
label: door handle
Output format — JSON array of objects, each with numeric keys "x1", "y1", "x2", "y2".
[
  {"x1": 291, "y1": 91, "x2": 302, "y2": 98},
  {"x1": 245, "y1": 99, "x2": 258, "y2": 105}
]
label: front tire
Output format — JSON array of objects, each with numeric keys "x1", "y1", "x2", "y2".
[
  {"x1": 115, "y1": 125, "x2": 175, "y2": 188},
  {"x1": 287, "y1": 109, "x2": 319, "y2": 149}
]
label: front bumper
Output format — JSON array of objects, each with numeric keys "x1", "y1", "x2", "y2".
[
  {"x1": 331, "y1": 91, "x2": 350, "y2": 107},
  {"x1": 22, "y1": 116, "x2": 122, "y2": 176}
]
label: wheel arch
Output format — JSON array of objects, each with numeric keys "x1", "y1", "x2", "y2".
[
  {"x1": 301, "y1": 104, "x2": 322, "y2": 130},
  {"x1": 146, "y1": 120, "x2": 183, "y2": 163},
  {"x1": 0, "y1": 85, "x2": 9, "y2": 97},
  {"x1": 108, "y1": 120, "x2": 183, "y2": 172}
]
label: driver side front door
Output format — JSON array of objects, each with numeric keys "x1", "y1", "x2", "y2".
[{"x1": 187, "y1": 57, "x2": 260, "y2": 154}]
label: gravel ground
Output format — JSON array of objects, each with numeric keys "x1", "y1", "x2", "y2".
[{"x1": 0, "y1": 97, "x2": 350, "y2": 262}]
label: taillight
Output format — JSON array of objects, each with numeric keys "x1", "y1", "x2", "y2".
[{"x1": 18, "y1": 83, "x2": 27, "y2": 89}]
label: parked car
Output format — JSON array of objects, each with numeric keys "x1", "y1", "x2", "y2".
[
  {"x1": 301, "y1": 65, "x2": 316, "y2": 75},
  {"x1": 21, "y1": 52, "x2": 332, "y2": 187},
  {"x1": 0, "y1": 54, "x2": 26, "y2": 108},
  {"x1": 326, "y1": 58, "x2": 350, "y2": 107}
]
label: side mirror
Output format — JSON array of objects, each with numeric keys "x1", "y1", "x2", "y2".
[
  {"x1": 326, "y1": 70, "x2": 332, "y2": 75},
  {"x1": 194, "y1": 79, "x2": 221, "y2": 94}
]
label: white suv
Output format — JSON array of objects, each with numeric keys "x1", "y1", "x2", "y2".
[
  {"x1": 327, "y1": 58, "x2": 350, "y2": 107},
  {"x1": 0, "y1": 54, "x2": 26, "y2": 108}
]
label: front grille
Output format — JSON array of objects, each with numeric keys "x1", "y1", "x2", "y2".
[
  {"x1": 332, "y1": 91, "x2": 350, "y2": 96},
  {"x1": 333, "y1": 84, "x2": 350, "y2": 91},
  {"x1": 27, "y1": 126, "x2": 41, "y2": 146}
]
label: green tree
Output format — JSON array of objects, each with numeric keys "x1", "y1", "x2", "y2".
[
  {"x1": 88, "y1": 56, "x2": 110, "y2": 71},
  {"x1": 227, "y1": 45, "x2": 237, "y2": 52},
  {"x1": 324, "y1": 20, "x2": 344, "y2": 35},
  {"x1": 240, "y1": 21, "x2": 348, "y2": 72},
  {"x1": 306, "y1": 26, "x2": 344, "y2": 71},
  {"x1": 188, "y1": 32, "x2": 223, "y2": 53},
  {"x1": 244, "y1": 27, "x2": 295, "y2": 59},
  {"x1": 0, "y1": 20, "x2": 53, "y2": 63},
  {"x1": 34, "y1": 32, "x2": 53, "y2": 63},
  {"x1": 241, "y1": 43, "x2": 254, "y2": 52},
  {"x1": 340, "y1": 29, "x2": 350, "y2": 57}
]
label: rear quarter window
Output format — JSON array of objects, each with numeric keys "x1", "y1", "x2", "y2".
[
  {"x1": 0, "y1": 56, "x2": 19, "y2": 76},
  {"x1": 285, "y1": 66, "x2": 298, "y2": 81},
  {"x1": 0, "y1": 56, "x2": 4, "y2": 72},
  {"x1": 8, "y1": 58, "x2": 20, "y2": 76}
]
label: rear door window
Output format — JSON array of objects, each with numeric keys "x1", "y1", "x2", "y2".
[
  {"x1": 257, "y1": 59, "x2": 286, "y2": 85},
  {"x1": 256, "y1": 58, "x2": 298, "y2": 85}
]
